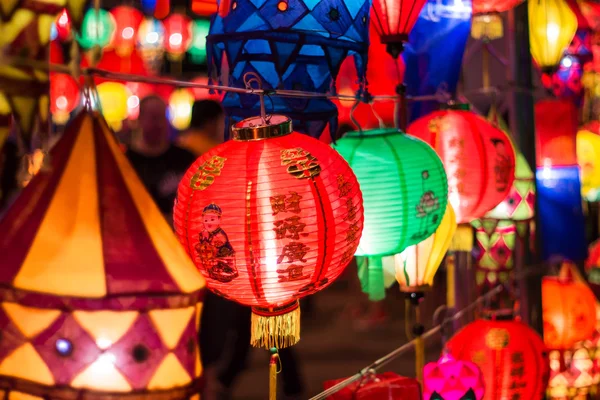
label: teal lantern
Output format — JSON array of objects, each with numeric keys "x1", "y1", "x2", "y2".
[
  {"x1": 333, "y1": 129, "x2": 448, "y2": 300},
  {"x1": 77, "y1": 8, "x2": 115, "y2": 50},
  {"x1": 188, "y1": 19, "x2": 210, "y2": 64}
]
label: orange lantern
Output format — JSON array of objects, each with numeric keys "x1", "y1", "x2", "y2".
[
  {"x1": 542, "y1": 263, "x2": 597, "y2": 350},
  {"x1": 163, "y1": 14, "x2": 193, "y2": 61},
  {"x1": 50, "y1": 73, "x2": 80, "y2": 125},
  {"x1": 446, "y1": 312, "x2": 548, "y2": 400},
  {"x1": 174, "y1": 115, "x2": 364, "y2": 349},
  {"x1": 110, "y1": 6, "x2": 143, "y2": 57}
]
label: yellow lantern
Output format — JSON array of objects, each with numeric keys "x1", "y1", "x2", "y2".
[
  {"x1": 528, "y1": 0, "x2": 577, "y2": 72},
  {"x1": 578, "y1": 130, "x2": 600, "y2": 202},
  {"x1": 96, "y1": 82, "x2": 130, "y2": 131},
  {"x1": 168, "y1": 89, "x2": 194, "y2": 131},
  {"x1": 383, "y1": 204, "x2": 457, "y2": 292}
]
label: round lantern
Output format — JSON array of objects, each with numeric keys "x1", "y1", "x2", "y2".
[
  {"x1": 50, "y1": 73, "x2": 80, "y2": 125},
  {"x1": 382, "y1": 204, "x2": 456, "y2": 293},
  {"x1": 154, "y1": 0, "x2": 170, "y2": 19},
  {"x1": 542, "y1": 265, "x2": 597, "y2": 350},
  {"x1": 332, "y1": 128, "x2": 448, "y2": 257},
  {"x1": 471, "y1": 0, "x2": 523, "y2": 40},
  {"x1": 485, "y1": 152, "x2": 535, "y2": 223},
  {"x1": 163, "y1": 14, "x2": 193, "y2": 60},
  {"x1": 95, "y1": 82, "x2": 131, "y2": 131},
  {"x1": 137, "y1": 17, "x2": 165, "y2": 74},
  {"x1": 407, "y1": 106, "x2": 516, "y2": 226},
  {"x1": 423, "y1": 353, "x2": 485, "y2": 400},
  {"x1": 371, "y1": 0, "x2": 428, "y2": 57},
  {"x1": 77, "y1": 8, "x2": 116, "y2": 50},
  {"x1": 168, "y1": 88, "x2": 195, "y2": 131},
  {"x1": 446, "y1": 313, "x2": 548, "y2": 400},
  {"x1": 528, "y1": 0, "x2": 578, "y2": 72},
  {"x1": 577, "y1": 129, "x2": 600, "y2": 202},
  {"x1": 174, "y1": 115, "x2": 364, "y2": 349},
  {"x1": 55, "y1": 8, "x2": 71, "y2": 41},
  {"x1": 188, "y1": 19, "x2": 210, "y2": 64},
  {"x1": 109, "y1": 6, "x2": 143, "y2": 57}
]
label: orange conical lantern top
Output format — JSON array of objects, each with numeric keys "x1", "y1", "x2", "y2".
[{"x1": 0, "y1": 112, "x2": 205, "y2": 397}]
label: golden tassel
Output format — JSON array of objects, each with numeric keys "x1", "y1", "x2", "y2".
[
  {"x1": 449, "y1": 224, "x2": 474, "y2": 252},
  {"x1": 446, "y1": 254, "x2": 456, "y2": 308},
  {"x1": 269, "y1": 349, "x2": 280, "y2": 400},
  {"x1": 251, "y1": 301, "x2": 301, "y2": 349}
]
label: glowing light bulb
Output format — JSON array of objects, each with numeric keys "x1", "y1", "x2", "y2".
[
  {"x1": 146, "y1": 31, "x2": 158, "y2": 44},
  {"x1": 96, "y1": 337, "x2": 113, "y2": 350},
  {"x1": 127, "y1": 95, "x2": 139, "y2": 110},
  {"x1": 56, "y1": 96, "x2": 68, "y2": 110},
  {"x1": 169, "y1": 32, "x2": 183, "y2": 47},
  {"x1": 122, "y1": 26, "x2": 134, "y2": 40},
  {"x1": 561, "y1": 56, "x2": 572, "y2": 68}
]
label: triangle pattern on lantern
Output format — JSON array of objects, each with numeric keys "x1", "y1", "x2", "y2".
[
  {"x1": 2, "y1": 303, "x2": 61, "y2": 339},
  {"x1": 71, "y1": 356, "x2": 133, "y2": 392},
  {"x1": 9, "y1": 392, "x2": 44, "y2": 400},
  {"x1": 0, "y1": 343, "x2": 54, "y2": 385},
  {"x1": 73, "y1": 310, "x2": 139, "y2": 349},
  {"x1": 149, "y1": 307, "x2": 196, "y2": 350},
  {"x1": 148, "y1": 353, "x2": 192, "y2": 389}
]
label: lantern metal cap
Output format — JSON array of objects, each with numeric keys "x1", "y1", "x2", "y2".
[{"x1": 231, "y1": 115, "x2": 293, "y2": 141}]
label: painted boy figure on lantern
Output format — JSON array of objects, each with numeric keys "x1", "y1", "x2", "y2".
[{"x1": 195, "y1": 203, "x2": 238, "y2": 283}]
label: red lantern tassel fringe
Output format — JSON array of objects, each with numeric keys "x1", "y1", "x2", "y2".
[{"x1": 251, "y1": 301, "x2": 301, "y2": 349}]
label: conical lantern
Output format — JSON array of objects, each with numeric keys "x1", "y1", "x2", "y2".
[
  {"x1": 383, "y1": 204, "x2": 456, "y2": 293},
  {"x1": 0, "y1": 112, "x2": 205, "y2": 398},
  {"x1": 174, "y1": 115, "x2": 364, "y2": 349},
  {"x1": 528, "y1": 0, "x2": 578, "y2": 72}
]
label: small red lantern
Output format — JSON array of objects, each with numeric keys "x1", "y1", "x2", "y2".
[
  {"x1": 542, "y1": 263, "x2": 597, "y2": 350},
  {"x1": 423, "y1": 353, "x2": 485, "y2": 400},
  {"x1": 174, "y1": 115, "x2": 364, "y2": 349},
  {"x1": 324, "y1": 372, "x2": 421, "y2": 399},
  {"x1": 407, "y1": 106, "x2": 516, "y2": 225},
  {"x1": 535, "y1": 99, "x2": 578, "y2": 168},
  {"x1": 371, "y1": 0, "x2": 428, "y2": 57},
  {"x1": 154, "y1": 0, "x2": 170, "y2": 19},
  {"x1": 55, "y1": 8, "x2": 71, "y2": 41},
  {"x1": 50, "y1": 73, "x2": 80, "y2": 125},
  {"x1": 163, "y1": 14, "x2": 193, "y2": 60},
  {"x1": 192, "y1": 0, "x2": 218, "y2": 16},
  {"x1": 446, "y1": 313, "x2": 548, "y2": 400},
  {"x1": 110, "y1": 6, "x2": 143, "y2": 57}
]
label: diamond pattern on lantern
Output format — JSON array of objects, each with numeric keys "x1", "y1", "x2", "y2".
[
  {"x1": 173, "y1": 316, "x2": 198, "y2": 378},
  {"x1": 110, "y1": 314, "x2": 169, "y2": 389},
  {"x1": 504, "y1": 189, "x2": 522, "y2": 217},
  {"x1": 32, "y1": 313, "x2": 101, "y2": 385},
  {"x1": 490, "y1": 236, "x2": 513, "y2": 266},
  {"x1": 0, "y1": 308, "x2": 27, "y2": 364},
  {"x1": 312, "y1": 0, "x2": 352, "y2": 38}
]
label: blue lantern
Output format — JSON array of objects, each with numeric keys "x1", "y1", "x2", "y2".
[{"x1": 207, "y1": 0, "x2": 371, "y2": 139}]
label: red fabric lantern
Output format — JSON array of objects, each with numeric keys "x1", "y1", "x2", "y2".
[
  {"x1": 55, "y1": 8, "x2": 71, "y2": 41},
  {"x1": 49, "y1": 73, "x2": 80, "y2": 124},
  {"x1": 192, "y1": 0, "x2": 218, "y2": 16},
  {"x1": 371, "y1": 0, "x2": 428, "y2": 57},
  {"x1": 154, "y1": 0, "x2": 170, "y2": 19},
  {"x1": 535, "y1": 99, "x2": 578, "y2": 168},
  {"x1": 174, "y1": 115, "x2": 364, "y2": 348},
  {"x1": 446, "y1": 314, "x2": 548, "y2": 400},
  {"x1": 323, "y1": 372, "x2": 421, "y2": 399},
  {"x1": 110, "y1": 6, "x2": 143, "y2": 57},
  {"x1": 335, "y1": 22, "x2": 401, "y2": 130},
  {"x1": 407, "y1": 108, "x2": 516, "y2": 225},
  {"x1": 542, "y1": 263, "x2": 597, "y2": 350},
  {"x1": 163, "y1": 14, "x2": 192, "y2": 60}
]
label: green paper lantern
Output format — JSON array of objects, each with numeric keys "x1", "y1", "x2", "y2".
[
  {"x1": 78, "y1": 8, "x2": 115, "y2": 50},
  {"x1": 333, "y1": 129, "x2": 449, "y2": 257},
  {"x1": 188, "y1": 19, "x2": 210, "y2": 64}
]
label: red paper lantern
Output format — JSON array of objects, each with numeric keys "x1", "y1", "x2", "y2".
[
  {"x1": 542, "y1": 264, "x2": 597, "y2": 350},
  {"x1": 50, "y1": 73, "x2": 80, "y2": 124},
  {"x1": 154, "y1": 0, "x2": 170, "y2": 19},
  {"x1": 446, "y1": 314, "x2": 548, "y2": 400},
  {"x1": 174, "y1": 115, "x2": 364, "y2": 348},
  {"x1": 163, "y1": 14, "x2": 192, "y2": 60},
  {"x1": 110, "y1": 6, "x2": 143, "y2": 57},
  {"x1": 323, "y1": 372, "x2": 421, "y2": 399},
  {"x1": 192, "y1": 0, "x2": 218, "y2": 16},
  {"x1": 55, "y1": 8, "x2": 71, "y2": 41},
  {"x1": 535, "y1": 99, "x2": 578, "y2": 168},
  {"x1": 371, "y1": 0, "x2": 428, "y2": 57},
  {"x1": 407, "y1": 107, "x2": 516, "y2": 224}
]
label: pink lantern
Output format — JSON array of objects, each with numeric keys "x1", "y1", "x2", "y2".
[{"x1": 424, "y1": 354, "x2": 485, "y2": 400}]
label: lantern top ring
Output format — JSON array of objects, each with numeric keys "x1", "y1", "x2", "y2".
[{"x1": 232, "y1": 115, "x2": 293, "y2": 141}]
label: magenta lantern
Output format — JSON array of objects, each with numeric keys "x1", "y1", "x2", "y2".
[{"x1": 424, "y1": 353, "x2": 485, "y2": 400}]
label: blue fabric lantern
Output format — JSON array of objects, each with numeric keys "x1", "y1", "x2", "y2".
[
  {"x1": 402, "y1": 0, "x2": 472, "y2": 121},
  {"x1": 207, "y1": 0, "x2": 370, "y2": 139}
]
